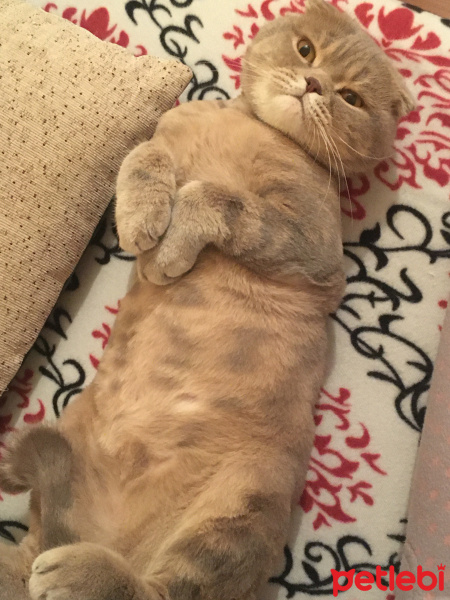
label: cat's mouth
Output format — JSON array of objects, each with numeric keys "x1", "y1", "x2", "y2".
[{"x1": 287, "y1": 92, "x2": 310, "y2": 117}]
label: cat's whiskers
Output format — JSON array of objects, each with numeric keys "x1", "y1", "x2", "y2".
[
  {"x1": 329, "y1": 124, "x2": 395, "y2": 161},
  {"x1": 307, "y1": 99, "x2": 342, "y2": 183},
  {"x1": 244, "y1": 58, "x2": 353, "y2": 228},
  {"x1": 308, "y1": 121, "x2": 317, "y2": 157},
  {"x1": 326, "y1": 123, "x2": 389, "y2": 229},
  {"x1": 243, "y1": 64, "x2": 280, "y2": 89},
  {"x1": 308, "y1": 118, "x2": 323, "y2": 166},
  {"x1": 242, "y1": 61, "x2": 284, "y2": 89},
  {"x1": 308, "y1": 100, "x2": 347, "y2": 185},
  {"x1": 320, "y1": 123, "x2": 348, "y2": 192},
  {"x1": 315, "y1": 117, "x2": 355, "y2": 227},
  {"x1": 326, "y1": 127, "x2": 355, "y2": 231},
  {"x1": 308, "y1": 103, "x2": 335, "y2": 171},
  {"x1": 305, "y1": 100, "x2": 357, "y2": 229},
  {"x1": 299, "y1": 113, "x2": 320, "y2": 165},
  {"x1": 243, "y1": 59, "x2": 306, "y2": 99},
  {"x1": 311, "y1": 114, "x2": 333, "y2": 209},
  {"x1": 308, "y1": 103, "x2": 348, "y2": 217},
  {"x1": 303, "y1": 115, "x2": 317, "y2": 157}
]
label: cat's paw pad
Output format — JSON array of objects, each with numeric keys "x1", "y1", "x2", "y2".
[{"x1": 116, "y1": 192, "x2": 173, "y2": 255}]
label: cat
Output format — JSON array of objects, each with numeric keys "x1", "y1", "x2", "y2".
[{"x1": 0, "y1": 1, "x2": 414, "y2": 599}]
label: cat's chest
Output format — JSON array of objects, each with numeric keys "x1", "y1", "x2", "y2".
[{"x1": 165, "y1": 105, "x2": 300, "y2": 189}]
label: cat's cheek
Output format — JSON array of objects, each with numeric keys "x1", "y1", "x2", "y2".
[
  {"x1": 274, "y1": 95, "x2": 303, "y2": 122},
  {"x1": 251, "y1": 78, "x2": 274, "y2": 112},
  {"x1": 277, "y1": 98, "x2": 308, "y2": 145},
  {"x1": 254, "y1": 89, "x2": 304, "y2": 140}
]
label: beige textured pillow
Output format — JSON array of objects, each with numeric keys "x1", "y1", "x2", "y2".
[{"x1": 0, "y1": 0, "x2": 191, "y2": 394}]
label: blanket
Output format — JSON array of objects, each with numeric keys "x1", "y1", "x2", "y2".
[{"x1": 1, "y1": 1, "x2": 449, "y2": 598}]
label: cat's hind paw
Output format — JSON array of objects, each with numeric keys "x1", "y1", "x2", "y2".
[{"x1": 29, "y1": 543, "x2": 137, "y2": 600}]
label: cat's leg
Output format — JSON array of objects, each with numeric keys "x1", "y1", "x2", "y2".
[
  {"x1": 143, "y1": 460, "x2": 293, "y2": 600},
  {"x1": 28, "y1": 542, "x2": 257, "y2": 600},
  {"x1": 115, "y1": 140, "x2": 176, "y2": 255},
  {"x1": 139, "y1": 179, "x2": 342, "y2": 286},
  {"x1": 28, "y1": 462, "x2": 292, "y2": 600},
  {"x1": 28, "y1": 542, "x2": 161, "y2": 600},
  {"x1": 0, "y1": 535, "x2": 39, "y2": 600}
]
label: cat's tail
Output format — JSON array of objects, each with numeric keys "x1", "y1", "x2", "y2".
[{"x1": 0, "y1": 424, "x2": 78, "y2": 549}]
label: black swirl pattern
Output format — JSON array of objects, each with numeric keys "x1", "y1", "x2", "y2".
[
  {"x1": 29, "y1": 205, "x2": 131, "y2": 418},
  {"x1": 403, "y1": 3, "x2": 449, "y2": 31},
  {"x1": 334, "y1": 206, "x2": 450, "y2": 432},
  {"x1": 124, "y1": 0, "x2": 230, "y2": 100},
  {"x1": 33, "y1": 335, "x2": 86, "y2": 418},
  {"x1": 403, "y1": 3, "x2": 423, "y2": 13},
  {"x1": 0, "y1": 520, "x2": 28, "y2": 544},
  {"x1": 271, "y1": 528, "x2": 404, "y2": 597},
  {"x1": 90, "y1": 201, "x2": 135, "y2": 266}
]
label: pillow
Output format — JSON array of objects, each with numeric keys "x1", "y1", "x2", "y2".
[{"x1": 0, "y1": 0, "x2": 191, "y2": 395}]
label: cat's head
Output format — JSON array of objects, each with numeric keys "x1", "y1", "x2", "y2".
[{"x1": 241, "y1": 0, "x2": 415, "y2": 175}]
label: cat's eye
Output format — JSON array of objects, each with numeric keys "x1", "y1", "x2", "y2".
[
  {"x1": 297, "y1": 39, "x2": 316, "y2": 63},
  {"x1": 339, "y1": 89, "x2": 363, "y2": 108}
]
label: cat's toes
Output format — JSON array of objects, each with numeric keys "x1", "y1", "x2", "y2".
[
  {"x1": 116, "y1": 193, "x2": 172, "y2": 255},
  {"x1": 137, "y1": 236, "x2": 199, "y2": 286},
  {"x1": 137, "y1": 248, "x2": 179, "y2": 286},
  {"x1": 29, "y1": 544, "x2": 100, "y2": 600},
  {"x1": 29, "y1": 547, "x2": 69, "y2": 600},
  {"x1": 156, "y1": 241, "x2": 198, "y2": 280},
  {"x1": 29, "y1": 543, "x2": 141, "y2": 600}
]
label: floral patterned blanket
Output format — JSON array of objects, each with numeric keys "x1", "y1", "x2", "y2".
[{"x1": 1, "y1": 1, "x2": 449, "y2": 598}]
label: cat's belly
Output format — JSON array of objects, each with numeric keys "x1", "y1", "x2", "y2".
[{"x1": 58, "y1": 249, "x2": 325, "y2": 556}]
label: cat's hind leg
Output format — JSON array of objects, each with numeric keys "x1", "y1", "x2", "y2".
[
  {"x1": 145, "y1": 458, "x2": 295, "y2": 600},
  {"x1": 0, "y1": 425, "x2": 77, "y2": 551},
  {"x1": 0, "y1": 535, "x2": 40, "y2": 600},
  {"x1": 27, "y1": 459, "x2": 294, "y2": 600},
  {"x1": 28, "y1": 542, "x2": 163, "y2": 600}
]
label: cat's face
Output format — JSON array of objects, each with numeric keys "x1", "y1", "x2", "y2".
[{"x1": 241, "y1": 0, "x2": 415, "y2": 175}]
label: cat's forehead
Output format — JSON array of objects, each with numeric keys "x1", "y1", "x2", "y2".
[
  {"x1": 293, "y1": 12, "x2": 381, "y2": 65},
  {"x1": 257, "y1": 12, "x2": 393, "y2": 89},
  {"x1": 314, "y1": 30, "x2": 391, "y2": 88}
]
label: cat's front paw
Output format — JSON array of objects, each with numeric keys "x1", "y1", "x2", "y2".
[
  {"x1": 29, "y1": 543, "x2": 137, "y2": 600},
  {"x1": 138, "y1": 181, "x2": 216, "y2": 285},
  {"x1": 115, "y1": 188, "x2": 173, "y2": 256}
]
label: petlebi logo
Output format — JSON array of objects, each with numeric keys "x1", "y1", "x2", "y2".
[{"x1": 331, "y1": 564, "x2": 446, "y2": 596}]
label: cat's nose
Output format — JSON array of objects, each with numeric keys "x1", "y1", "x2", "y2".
[{"x1": 305, "y1": 76, "x2": 322, "y2": 96}]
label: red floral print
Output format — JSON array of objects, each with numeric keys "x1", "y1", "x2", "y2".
[
  {"x1": 89, "y1": 302, "x2": 120, "y2": 370},
  {"x1": 301, "y1": 387, "x2": 387, "y2": 530},
  {"x1": 0, "y1": 369, "x2": 45, "y2": 500},
  {"x1": 43, "y1": 4, "x2": 147, "y2": 57},
  {"x1": 377, "y1": 6, "x2": 422, "y2": 42}
]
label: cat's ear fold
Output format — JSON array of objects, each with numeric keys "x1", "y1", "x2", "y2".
[{"x1": 391, "y1": 72, "x2": 416, "y2": 118}]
